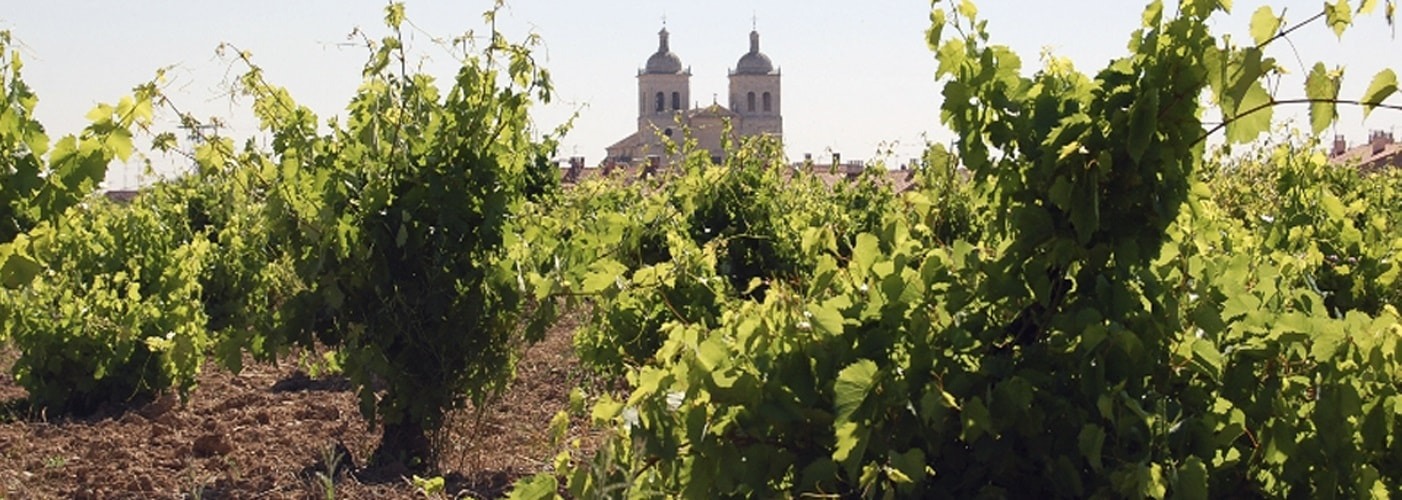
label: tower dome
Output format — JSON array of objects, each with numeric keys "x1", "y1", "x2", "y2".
[
  {"x1": 733, "y1": 30, "x2": 775, "y2": 75},
  {"x1": 644, "y1": 28, "x2": 684, "y2": 75}
]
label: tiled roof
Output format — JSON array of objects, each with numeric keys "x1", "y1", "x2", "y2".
[
  {"x1": 1329, "y1": 135, "x2": 1402, "y2": 172},
  {"x1": 559, "y1": 163, "x2": 922, "y2": 193}
]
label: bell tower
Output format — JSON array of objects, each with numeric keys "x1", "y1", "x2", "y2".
[
  {"x1": 728, "y1": 29, "x2": 781, "y2": 140},
  {"x1": 638, "y1": 28, "x2": 691, "y2": 148}
]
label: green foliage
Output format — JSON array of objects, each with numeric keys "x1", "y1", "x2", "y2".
[
  {"x1": 521, "y1": 134, "x2": 925, "y2": 377},
  {"x1": 197, "y1": 2, "x2": 563, "y2": 467},
  {"x1": 0, "y1": 31, "x2": 158, "y2": 288},
  {"x1": 1205, "y1": 135, "x2": 1402, "y2": 315},
  {"x1": 513, "y1": 1, "x2": 1402, "y2": 498},
  {"x1": 0, "y1": 30, "x2": 188, "y2": 413},
  {"x1": 1, "y1": 194, "x2": 211, "y2": 413}
]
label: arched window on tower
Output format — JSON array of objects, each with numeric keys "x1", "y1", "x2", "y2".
[
  {"x1": 655, "y1": 92, "x2": 665, "y2": 113},
  {"x1": 762, "y1": 92, "x2": 772, "y2": 113},
  {"x1": 671, "y1": 92, "x2": 681, "y2": 110},
  {"x1": 747, "y1": 92, "x2": 756, "y2": 112}
]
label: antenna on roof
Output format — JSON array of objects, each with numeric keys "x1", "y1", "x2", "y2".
[
  {"x1": 662, "y1": 14, "x2": 667, "y2": 27},
  {"x1": 752, "y1": 12, "x2": 757, "y2": 30}
]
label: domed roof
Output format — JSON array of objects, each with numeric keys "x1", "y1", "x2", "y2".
[
  {"x1": 644, "y1": 28, "x2": 684, "y2": 75},
  {"x1": 733, "y1": 31, "x2": 775, "y2": 75}
]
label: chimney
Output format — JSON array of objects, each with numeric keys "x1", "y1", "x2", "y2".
[
  {"x1": 1332, "y1": 135, "x2": 1347, "y2": 158},
  {"x1": 565, "y1": 156, "x2": 584, "y2": 182},
  {"x1": 1371, "y1": 130, "x2": 1392, "y2": 155},
  {"x1": 845, "y1": 159, "x2": 864, "y2": 179}
]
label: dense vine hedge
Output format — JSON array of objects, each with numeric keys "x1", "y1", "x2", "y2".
[
  {"x1": 1, "y1": 190, "x2": 212, "y2": 414},
  {"x1": 510, "y1": 0, "x2": 1402, "y2": 497},
  {"x1": 0, "y1": 3, "x2": 563, "y2": 472}
]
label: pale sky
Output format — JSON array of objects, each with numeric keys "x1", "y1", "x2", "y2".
[{"x1": 2, "y1": 1, "x2": 1398, "y2": 189}]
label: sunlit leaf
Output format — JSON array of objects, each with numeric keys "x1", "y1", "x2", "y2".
[
  {"x1": 834, "y1": 359, "x2": 878, "y2": 424},
  {"x1": 852, "y1": 232, "x2": 879, "y2": 274},
  {"x1": 1327, "y1": 0, "x2": 1355, "y2": 37},
  {"x1": 1305, "y1": 63, "x2": 1342, "y2": 133},
  {"x1": 1249, "y1": 6, "x2": 1282, "y2": 46},
  {"x1": 507, "y1": 473, "x2": 559, "y2": 500},
  {"x1": 1361, "y1": 69, "x2": 1398, "y2": 118},
  {"x1": 807, "y1": 300, "x2": 846, "y2": 336},
  {"x1": 1224, "y1": 81, "x2": 1273, "y2": 143},
  {"x1": 957, "y1": 0, "x2": 978, "y2": 19}
]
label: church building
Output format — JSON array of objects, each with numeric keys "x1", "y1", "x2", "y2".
[{"x1": 605, "y1": 27, "x2": 783, "y2": 165}]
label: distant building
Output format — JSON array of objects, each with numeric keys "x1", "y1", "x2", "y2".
[
  {"x1": 605, "y1": 27, "x2": 782, "y2": 166},
  {"x1": 1329, "y1": 131, "x2": 1402, "y2": 172},
  {"x1": 104, "y1": 190, "x2": 139, "y2": 203}
]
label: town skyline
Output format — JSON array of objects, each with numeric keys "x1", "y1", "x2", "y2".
[{"x1": 3, "y1": 1, "x2": 1399, "y2": 188}]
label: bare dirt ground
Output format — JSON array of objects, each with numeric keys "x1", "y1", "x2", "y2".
[{"x1": 0, "y1": 312, "x2": 602, "y2": 499}]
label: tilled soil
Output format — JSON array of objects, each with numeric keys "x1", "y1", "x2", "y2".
[{"x1": 0, "y1": 312, "x2": 601, "y2": 499}]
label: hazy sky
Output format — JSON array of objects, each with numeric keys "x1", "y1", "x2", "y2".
[{"x1": 2, "y1": 1, "x2": 1398, "y2": 188}]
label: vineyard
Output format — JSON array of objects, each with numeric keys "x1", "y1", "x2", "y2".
[{"x1": 2, "y1": 0, "x2": 1402, "y2": 497}]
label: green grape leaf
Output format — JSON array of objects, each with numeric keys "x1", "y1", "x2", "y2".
[
  {"x1": 1305, "y1": 63, "x2": 1342, "y2": 133},
  {"x1": 1071, "y1": 174, "x2": 1101, "y2": 244},
  {"x1": 1378, "y1": 260, "x2": 1399, "y2": 287},
  {"x1": 926, "y1": 10, "x2": 946, "y2": 51},
  {"x1": 833, "y1": 360, "x2": 878, "y2": 475},
  {"x1": 696, "y1": 337, "x2": 729, "y2": 372},
  {"x1": 834, "y1": 359, "x2": 878, "y2": 424},
  {"x1": 1224, "y1": 81, "x2": 1273, "y2": 143},
  {"x1": 1142, "y1": 463, "x2": 1168, "y2": 499},
  {"x1": 807, "y1": 300, "x2": 846, "y2": 336},
  {"x1": 1143, "y1": 0, "x2": 1165, "y2": 27},
  {"x1": 384, "y1": 2, "x2": 406, "y2": 29},
  {"x1": 507, "y1": 473, "x2": 559, "y2": 500},
  {"x1": 957, "y1": 0, "x2": 978, "y2": 19},
  {"x1": 1361, "y1": 69, "x2": 1398, "y2": 118},
  {"x1": 852, "y1": 232, "x2": 879, "y2": 274},
  {"x1": 412, "y1": 475, "x2": 446, "y2": 497},
  {"x1": 833, "y1": 421, "x2": 870, "y2": 473},
  {"x1": 1190, "y1": 339, "x2": 1226, "y2": 380},
  {"x1": 581, "y1": 259, "x2": 626, "y2": 293},
  {"x1": 0, "y1": 240, "x2": 41, "y2": 288},
  {"x1": 1250, "y1": 6, "x2": 1282, "y2": 46},
  {"x1": 1079, "y1": 425, "x2": 1107, "y2": 472},
  {"x1": 1177, "y1": 456, "x2": 1211, "y2": 498},
  {"x1": 890, "y1": 448, "x2": 927, "y2": 487},
  {"x1": 1320, "y1": 189, "x2": 1347, "y2": 220},
  {"x1": 937, "y1": 40, "x2": 967, "y2": 79},
  {"x1": 1312, "y1": 327, "x2": 1347, "y2": 360},
  {"x1": 961, "y1": 397, "x2": 994, "y2": 442},
  {"x1": 591, "y1": 397, "x2": 623, "y2": 424},
  {"x1": 1127, "y1": 91, "x2": 1158, "y2": 163},
  {"x1": 1327, "y1": 0, "x2": 1355, "y2": 37}
]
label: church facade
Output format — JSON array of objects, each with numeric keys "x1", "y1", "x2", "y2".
[{"x1": 605, "y1": 28, "x2": 783, "y2": 165}]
